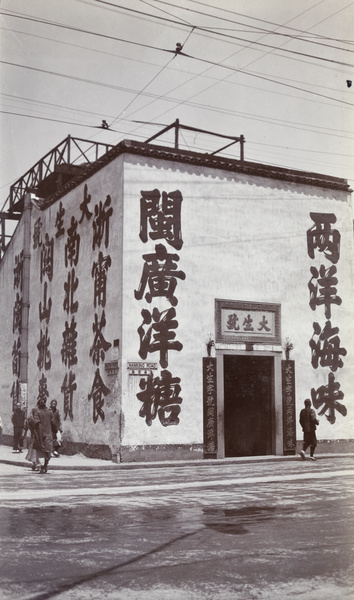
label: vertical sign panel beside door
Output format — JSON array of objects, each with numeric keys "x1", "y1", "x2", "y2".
[
  {"x1": 282, "y1": 360, "x2": 296, "y2": 455},
  {"x1": 203, "y1": 357, "x2": 217, "y2": 459}
]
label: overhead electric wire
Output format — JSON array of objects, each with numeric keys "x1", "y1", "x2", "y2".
[
  {"x1": 0, "y1": 92, "x2": 114, "y2": 121},
  {"x1": 2, "y1": 55, "x2": 353, "y2": 136},
  {"x1": 0, "y1": 109, "x2": 118, "y2": 130},
  {"x1": 130, "y1": 48, "x2": 354, "y2": 110},
  {"x1": 114, "y1": 0, "x2": 354, "y2": 143},
  {"x1": 128, "y1": 0, "x2": 353, "y2": 141},
  {"x1": 1, "y1": 23, "x2": 350, "y2": 80},
  {"x1": 2, "y1": 5, "x2": 352, "y2": 93},
  {"x1": 0, "y1": 116, "x2": 350, "y2": 208},
  {"x1": 0, "y1": 25, "x2": 350, "y2": 96},
  {"x1": 108, "y1": 54, "x2": 177, "y2": 128},
  {"x1": 248, "y1": 139, "x2": 353, "y2": 157},
  {"x1": 0, "y1": 107, "x2": 350, "y2": 183},
  {"x1": 2, "y1": 12, "x2": 352, "y2": 143},
  {"x1": 2, "y1": 84, "x2": 353, "y2": 144},
  {"x1": 0, "y1": 10, "x2": 179, "y2": 55},
  {"x1": 0, "y1": 59, "x2": 179, "y2": 94},
  {"x1": 121, "y1": 42, "x2": 354, "y2": 130},
  {"x1": 1, "y1": 7, "x2": 353, "y2": 68},
  {"x1": 177, "y1": 52, "x2": 354, "y2": 107},
  {"x1": 3, "y1": 25, "x2": 353, "y2": 117},
  {"x1": 4, "y1": 0, "x2": 343, "y2": 129},
  {"x1": 136, "y1": 0, "x2": 193, "y2": 25},
  {"x1": 92, "y1": 25, "x2": 195, "y2": 138},
  {"x1": 151, "y1": 0, "x2": 354, "y2": 52},
  {"x1": 1, "y1": 3, "x2": 351, "y2": 196},
  {"x1": 92, "y1": 0, "x2": 354, "y2": 63},
  {"x1": 2, "y1": 4, "x2": 353, "y2": 130},
  {"x1": 2, "y1": 91, "x2": 354, "y2": 144},
  {"x1": 175, "y1": 0, "x2": 354, "y2": 46}
]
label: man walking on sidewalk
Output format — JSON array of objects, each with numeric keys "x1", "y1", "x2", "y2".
[
  {"x1": 11, "y1": 402, "x2": 25, "y2": 453},
  {"x1": 33, "y1": 399, "x2": 54, "y2": 474},
  {"x1": 50, "y1": 399, "x2": 62, "y2": 457},
  {"x1": 299, "y1": 399, "x2": 319, "y2": 461}
]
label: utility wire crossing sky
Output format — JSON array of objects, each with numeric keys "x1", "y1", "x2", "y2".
[{"x1": 0, "y1": 0, "x2": 353, "y2": 212}]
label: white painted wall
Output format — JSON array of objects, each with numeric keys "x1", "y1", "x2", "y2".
[
  {"x1": 0, "y1": 220, "x2": 24, "y2": 435},
  {"x1": 26, "y1": 157, "x2": 125, "y2": 450},
  {"x1": 121, "y1": 155, "x2": 354, "y2": 446},
  {"x1": 1, "y1": 151, "x2": 353, "y2": 454}
]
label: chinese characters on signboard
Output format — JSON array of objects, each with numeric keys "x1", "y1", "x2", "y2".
[
  {"x1": 223, "y1": 309, "x2": 274, "y2": 337},
  {"x1": 135, "y1": 189, "x2": 185, "y2": 426},
  {"x1": 282, "y1": 360, "x2": 296, "y2": 454},
  {"x1": 35, "y1": 219, "x2": 52, "y2": 405},
  {"x1": 203, "y1": 357, "x2": 217, "y2": 458},
  {"x1": 88, "y1": 193, "x2": 113, "y2": 423},
  {"x1": 11, "y1": 250, "x2": 24, "y2": 409},
  {"x1": 216, "y1": 300, "x2": 281, "y2": 345},
  {"x1": 31, "y1": 184, "x2": 113, "y2": 424},
  {"x1": 307, "y1": 212, "x2": 347, "y2": 423}
]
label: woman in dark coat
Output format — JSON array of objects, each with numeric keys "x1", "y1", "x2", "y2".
[{"x1": 33, "y1": 399, "x2": 54, "y2": 474}]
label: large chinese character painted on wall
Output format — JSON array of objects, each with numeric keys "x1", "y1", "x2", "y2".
[
  {"x1": 135, "y1": 189, "x2": 185, "y2": 426},
  {"x1": 307, "y1": 213, "x2": 347, "y2": 424}
]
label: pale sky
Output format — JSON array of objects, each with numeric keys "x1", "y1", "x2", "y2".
[{"x1": 1, "y1": 0, "x2": 353, "y2": 213}]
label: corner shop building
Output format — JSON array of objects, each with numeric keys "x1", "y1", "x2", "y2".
[{"x1": 0, "y1": 136, "x2": 353, "y2": 461}]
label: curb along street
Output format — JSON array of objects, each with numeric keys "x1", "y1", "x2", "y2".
[{"x1": 1, "y1": 445, "x2": 354, "y2": 471}]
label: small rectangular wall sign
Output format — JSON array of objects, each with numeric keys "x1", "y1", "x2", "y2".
[{"x1": 215, "y1": 299, "x2": 281, "y2": 344}]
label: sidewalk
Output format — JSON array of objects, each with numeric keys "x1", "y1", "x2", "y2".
[{"x1": 1, "y1": 444, "x2": 353, "y2": 471}]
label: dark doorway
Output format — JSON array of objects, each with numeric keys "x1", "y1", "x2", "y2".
[{"x1": 224, "y1": 355, "x2": 273, "y2": 457}]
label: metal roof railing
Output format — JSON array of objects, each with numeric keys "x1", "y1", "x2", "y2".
[
  {"x1": 7, "y1": 135, "x2": 114, "y2": 212},
  {"x1": 0, "y1": 135, "x2": 114, "y2": 261},
  {"x1": 145, "y1": 119, "x2": 245, "y2": 162}
]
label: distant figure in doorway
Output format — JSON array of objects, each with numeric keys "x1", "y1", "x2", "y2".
[
  {"x1": 299, "y1": 399, "x2": 319, "y2": 461},
  {"x1": 33, "y1": 399, "x2": 54, "y2": 474},
  {"x1": 50, "y1": 399, "x2": 62, "y2": 457},
  {"x1": 24, "y1": 407, "x2": 41, "y2": 471},
  {"x1": 11, "y1": 402, "x2": 25, "y2": 453}
]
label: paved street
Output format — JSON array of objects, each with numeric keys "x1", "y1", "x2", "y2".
[{"x1": 0, "y1": 456, "x2": 353, "y2": 600}]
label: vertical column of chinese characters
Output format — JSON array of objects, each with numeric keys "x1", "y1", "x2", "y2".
[
  {"x1": 58, "y1": 199, "x2": 79, "y2": 421},
  {"x1": 204, "y1": 358, "x2": 217, "y2": 455},
  {"x1": 284, "y1": 363, "x2": 295, "y2": 450},
  {"x1": 11, "y1": 250, "x2": 24, "y2": 409},
  {"x1": 135, "y1": 189, "x2": 185, "y2": 427},
  {"x1": 307, "y1": 213, "x2": 347, "y2": 424},
  {"x1": 35, "y1": 218, "x2": 53, "y2": 403},
  {"x1": 88, "y1": 193, "x2": 113, "y2": 423}
]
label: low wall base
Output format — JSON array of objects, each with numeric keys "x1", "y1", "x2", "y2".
[
  {"x1": 296, "y1": 439, "x2": 354, "y2": 454},
  {"x1": 120, "y1": 444, "x2": 204, "y2": 463},
  {"x1": 2, "y1": 436, "x2": 354, "y2": 462},
  {"x1": 61, "y1": 441, "x2": 112, "y2": 460},
  {"x1": 0, "y1": 435, "x2": 112, "y2": 460}
]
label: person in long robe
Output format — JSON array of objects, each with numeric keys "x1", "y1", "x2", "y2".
[
  {"x1": 50, "y1": 399, "x2": 63, "y2": 457},
  {"x1": 11, "y1": 402, "x2": 25, "y2": 453},
  {"x1": 24, "y1": 408, "x2": 41, "y2": 471},
  {"x1": 33, "y1": 399, "x2": 54, "y2": 474}
]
